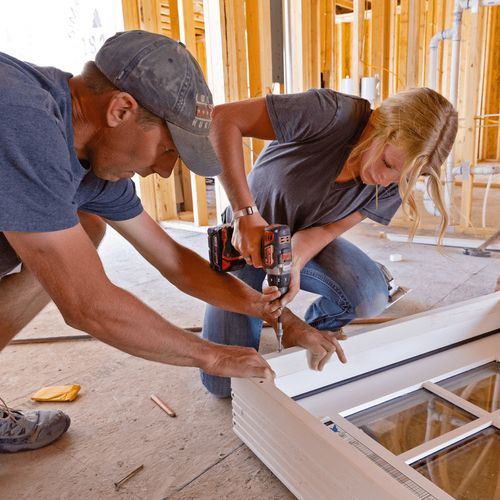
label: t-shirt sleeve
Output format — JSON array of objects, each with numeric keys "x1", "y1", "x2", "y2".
[
  {"x1": 360, "y1": 184, "x2": 402, "y2": 225},
  {"x1": 76, "y1": 172, "x2": 143, "y2": 222},
  {"x1": 265, "y1": 89, "x2": 369, "y2": 144},
  {"x1": 0, "y1": 104, "x2": 79, "y2": 232},
  {"x1": 266, "y1": 89, "x2": 340, "y2": 143}
]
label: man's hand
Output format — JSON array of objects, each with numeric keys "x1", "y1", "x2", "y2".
[
  {"x1": 203, "y1": 344, "x2": 275, "y2": 380},
  {"x1": 259, "y1": 285, "x2": 284, "y2": 324},
  {"x1": 233, "y1": 212, "x2": 268, "y2": 268},
  {"x1": 281, "y1": 309, "x2": 347, "y2": 370}
]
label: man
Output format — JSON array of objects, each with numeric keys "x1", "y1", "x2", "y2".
[{"x1": 0, "y1": 30, "x2": 342, "y2": 453}]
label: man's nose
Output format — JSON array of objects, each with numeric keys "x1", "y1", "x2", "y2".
[{"x1": 154, "y1": 158, "x2": 178, "y2": 178}]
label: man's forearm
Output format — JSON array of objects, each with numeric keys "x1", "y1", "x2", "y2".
[
  {"x1": 68, "y1": 282, "x2": 215, "y2": 368},
  {"x1": 160, "y1": 244, "x2": 268, "y2": 320}
]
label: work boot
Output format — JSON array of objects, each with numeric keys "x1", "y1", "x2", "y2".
[{"x1": 0, "y1": 397, "x2": 70, "y2": 453}]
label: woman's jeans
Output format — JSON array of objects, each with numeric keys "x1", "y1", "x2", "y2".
[{"x1": 201, "y1": 237, "x2": 389, "y2": 397}]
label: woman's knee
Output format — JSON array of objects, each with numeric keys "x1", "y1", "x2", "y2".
[
  {"x1": 353, "y1": 290, "x2": 388, "y2": 318},
  {"x1": 78, "y1": 212, "x2": 106, "y2": 248}
]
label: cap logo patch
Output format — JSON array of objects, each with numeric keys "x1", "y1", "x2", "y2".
[{"x1": 193, "y1": 94, "x2": 213, "y2": 129}]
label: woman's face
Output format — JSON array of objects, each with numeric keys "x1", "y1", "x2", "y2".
[{"x1": 359, "y1": 141, "x2": 407, "y2": 187}]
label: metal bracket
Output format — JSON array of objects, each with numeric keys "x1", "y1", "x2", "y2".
[{"x1": 463, "y1": 229, "x2": 500, "y2": 257}]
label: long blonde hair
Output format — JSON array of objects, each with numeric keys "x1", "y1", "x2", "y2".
[{"x1": 350, "y1": 87, "x2": 458, "y2": 242}]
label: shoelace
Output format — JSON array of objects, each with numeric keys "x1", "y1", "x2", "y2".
[{"x1": 0, "y1": 396, "x2": 27, "y2": 434}]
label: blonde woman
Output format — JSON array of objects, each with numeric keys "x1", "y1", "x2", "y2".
[{"x1": 202, "y1": 87, "x2": 458, "y2": 397}]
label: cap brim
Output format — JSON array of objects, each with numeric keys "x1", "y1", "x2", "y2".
[{"x1": 167, "y1": 122, "x2": 222, "y2": 177}]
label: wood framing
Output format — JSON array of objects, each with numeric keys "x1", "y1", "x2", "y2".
[
  {"x1": 232, "y1": 293, "x2": 500, "y2": 499},
  {"x1": 121, "y1": 0, "x2": 177, "y2": 222},
  {"x1": 246, "y1": 0, "x2": 272, "y2": 162},
  {"x1": 119, "y1": 1, "x2": 499, "y2": 231},
  {"x1": 320, "y1": 0, "x2": 336, "y2": 90},
  {"x1": 460, "y1": 8, "x2": 486, "y2": 227},
  {"x1": 177, "y1": 0, "x2": 208, "y2": 226},
  {"x1": 371, "y1": 0, "x2": 391, "y2": 99}
]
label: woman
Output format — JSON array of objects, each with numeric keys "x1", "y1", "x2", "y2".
[{"x1": 202, "y1": 87, "x2": 458, "y2": 397}]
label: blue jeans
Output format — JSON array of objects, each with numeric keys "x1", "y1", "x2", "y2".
[{"x1": 201, "y1": 237, "x2": 389, "y2": 397}]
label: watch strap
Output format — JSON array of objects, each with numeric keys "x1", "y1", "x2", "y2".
[{"x1": 233, "y1": 205, "x2": 259, "y2": 219}]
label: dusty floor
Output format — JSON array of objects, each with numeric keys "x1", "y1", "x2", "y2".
[{"x1": 1, "y1": 218, "x2": 499, "y2": 499}]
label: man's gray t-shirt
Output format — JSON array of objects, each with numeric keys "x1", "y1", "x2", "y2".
[
  {"x1": 0, "y1": 52, "x2": 143, "y2": 277},
  {"x1": 248, "y1": 89, "x2": 401, "y2": 233}
]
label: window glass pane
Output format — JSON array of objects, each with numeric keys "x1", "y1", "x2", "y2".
[
  {"x1": 346, "y1": 389, "x2": 476, "y2": 455},
  {"x1": 413, "y1": 427, "x2": 500, "y2": 500},
  {"x1": 437, "y1": 361, "x2": 500, "y2": 412}
]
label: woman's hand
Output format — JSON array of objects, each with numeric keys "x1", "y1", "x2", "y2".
[
  {"x1": 281, "y1": 309, "x2": 347, "y2": 370},
  {"x1": 279, "y1": 260, "x2": 301, "y2": 307},
  {"x1": 233, "y1": 212, "x2": 269, "y2": 268},
  {"x1": 254, "y1": 284, "x2": 283, "y2": 324}
]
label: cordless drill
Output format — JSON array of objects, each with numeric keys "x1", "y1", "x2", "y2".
[{"x1": 208, "y1": 223, "x2": 292, "y2": 351}]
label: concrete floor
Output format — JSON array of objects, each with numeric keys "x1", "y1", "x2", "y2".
[{"x1": 1, "y1": 217, "x2": 499, "y2": 499}]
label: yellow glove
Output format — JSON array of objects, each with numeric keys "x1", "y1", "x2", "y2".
[{"x1": 31, "y1": 384, "x2": 81, "y2": 402}]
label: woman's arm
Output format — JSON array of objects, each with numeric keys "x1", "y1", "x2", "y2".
[{"x1": 210, "y1": 98, "x2": 277, "y2": 267}]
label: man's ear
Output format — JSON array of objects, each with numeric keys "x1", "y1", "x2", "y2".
[{"x1": 106, "y1": 92, "x2": 139, "y2": 127}]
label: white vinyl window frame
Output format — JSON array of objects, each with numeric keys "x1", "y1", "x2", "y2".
[{"x1": 231, "y1": 292, "x2": 500, "y2": 500}]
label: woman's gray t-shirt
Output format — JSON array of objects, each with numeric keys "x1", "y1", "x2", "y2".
[{"x1": 248, "y1": 89, "x2": 401, "y2": 233}]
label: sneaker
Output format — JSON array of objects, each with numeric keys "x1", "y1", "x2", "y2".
[{"x1": 0, "y1": 397, "x2": 71, "y2": 453}]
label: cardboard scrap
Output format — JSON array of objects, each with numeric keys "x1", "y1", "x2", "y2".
[{"x1": 31, "y1": 384, "x2": 81, "y2": 402}]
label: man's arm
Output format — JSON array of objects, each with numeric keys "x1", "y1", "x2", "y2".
[
  {"x1": 4, "y1": 224, "x2": 274, "y2": 380},
  {"x1": 110, "y1": 211, "x2": 349, "y2": 370},
  {"x1": 210, "y1": 98, "x2": 276, "y2": 267},
  {"x1": 107, "y1": 211, "x2": 281, "y2": 319}
]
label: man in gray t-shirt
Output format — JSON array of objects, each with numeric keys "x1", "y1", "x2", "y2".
[{"x1": 201, "y1": 89, "x2": 404, "y2": 398}]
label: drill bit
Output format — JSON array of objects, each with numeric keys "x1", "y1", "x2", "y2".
[{"x1": 277, "y1": 315, "x2": 283, "y2": 352}]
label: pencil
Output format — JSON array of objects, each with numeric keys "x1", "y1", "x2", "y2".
[{"x1": 150, "y1": 394, "x2": 176, "y2": 418}]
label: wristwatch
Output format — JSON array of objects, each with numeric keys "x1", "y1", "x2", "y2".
[{"x1": 233, "y1": 205, "x2": 259, "y2": 219}]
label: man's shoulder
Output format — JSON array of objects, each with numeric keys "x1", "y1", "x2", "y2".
[{"x1": 0, "y1": 52, "x2": 70, "y2": 116}]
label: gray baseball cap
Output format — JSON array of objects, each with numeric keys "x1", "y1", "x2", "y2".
[{"x1": 95, "y1": 30, "x2": 221, "y2": 177}]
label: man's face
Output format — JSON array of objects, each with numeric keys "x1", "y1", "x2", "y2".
[
  {"x1": 88, "y1": 120, "x2": 180, "y2": 182},
  {"x1": 359, "y1": 142, "x2": 407, "y2": 187}
]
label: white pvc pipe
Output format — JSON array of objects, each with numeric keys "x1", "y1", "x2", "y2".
[
  {"x1": 429, "y1": 29, "x2": 453, "y2": 90},
  {"x1": 282, "y1": 0, "x2": 293, "y2": 94},
  {"x1": 444, "y1": 0, "x2": 465, "y2": 216},
  {"x1": 415, "y1": 180, "x2": 441, "y2": 217},
  {"x1": 453, "y1": 163, "x2": 500, "y2": 176},
  {"x1": 482, "y1": 174, "x2": 493, "y2": 227}
]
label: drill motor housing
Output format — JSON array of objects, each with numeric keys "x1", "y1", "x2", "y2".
[{"x1": 208, "y1": 223, "x2": 292, "y2": 295}]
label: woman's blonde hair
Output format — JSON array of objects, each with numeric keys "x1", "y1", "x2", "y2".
[{"x1": 350, "y1": 87, "x2": 458, "y2": 242}]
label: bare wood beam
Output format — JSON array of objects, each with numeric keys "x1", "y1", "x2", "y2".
[
  {"x1": 371, "y1": 0, "x2": 391, "y2": 99},
  {"x1": 320, "y1": 0, "x2": 336, "y2": 89},
  {"x1": 406, "y1": 0, "x2": 421, "y2": 88},
  {"x1": 178, "y1": 0, "x2": 208, "y2": 226},
  {"x1": 122, "y1": 0, "x2": 141, "y2": 29},
  {"x1": 246, "y1": 0, "x2": 272, "y2": 161},
  {"x1": 460, "y1": 8, "x2": 486, "y2": 227}
]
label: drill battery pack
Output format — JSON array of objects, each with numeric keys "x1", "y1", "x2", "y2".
[{"x1": 208, "y1": 223, "x2": 246, "y2": 273}]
